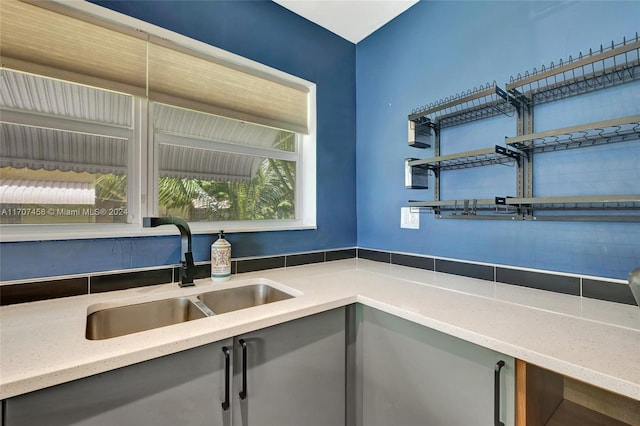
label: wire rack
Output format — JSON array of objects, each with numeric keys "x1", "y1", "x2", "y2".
[
  {"x1": 506, "y1": 34, "x2": 640, "y2": 104},
  {"x1": 409, "y1": 146, "x2": 520, "y2": 171},
  {"x1": 505, "y1": 115, "x2": 640, "y2": 152},
  {"x1": 408, "y1": 198, "x2": 520, "y2": 218},
  {"x1": 409, "y1": 195, "x2": 640, "y2": 221},
  {"x1": 409, "y1": 82, "x2": 516, "y2": 129},
  {"x1": 512, "y1": 195, "x2": 640, "y2": 222}
]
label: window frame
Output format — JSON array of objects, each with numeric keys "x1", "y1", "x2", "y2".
[{"x1": 0, "y1": 2, "x2": 316, "y2": 242}]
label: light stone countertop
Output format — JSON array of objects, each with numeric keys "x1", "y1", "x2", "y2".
[{"x1": 1, "y1": 259, "x2": 638, "y2": 401}]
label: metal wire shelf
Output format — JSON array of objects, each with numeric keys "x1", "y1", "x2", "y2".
[
  {"x1": 409, "y1": 82, "x2": 517, "y2": 129},
  {"x1": 506, "y1": 34, "x2": 640, "y2": 105},
  {"x1": 406, "y1": 35, "x2": 639, "y2": 222},
  {"x1": 505, "y1": 115, "x2": 640, "y2": 152},
  {"x1": 408, "y1": 198, "x2": 520, "y2": 219},
  {"x1": 510, "y1": 195, "x2": 640, "y2": 222},
  {"x1": 409, "y1": 195, "x2": 640, "y2": 221},
  {"x1": 409, "y1": 146, "x2": 521, "y2": 171}
]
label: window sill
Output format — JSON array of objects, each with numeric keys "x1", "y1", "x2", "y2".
[{"x1": 0, "y1": 221, "x2": 317, "y2": 242}]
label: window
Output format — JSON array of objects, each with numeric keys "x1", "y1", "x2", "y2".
[
  {"x1": 152, "y1": 104, "x2": 299, "y2": 223},
  {"x1": 0, "y1": 69, "x2": 315, "y2": 234},
  {"x1": 0, "y1": 1, "x2": 315, "y2": 240},
  {"x1": 0, "y1": 70, "x2": 135, "y2": 225}
]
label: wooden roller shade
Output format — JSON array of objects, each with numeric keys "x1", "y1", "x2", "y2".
[
  {"x1": 0, "y1": 0, "x2": 147, "y2": 96},
  {"x1": 1, "y1": 0, "x2": 310, "y2": 134},
  {"x1": 148, "y1": 39, "x2": 310, "y2": 134}
]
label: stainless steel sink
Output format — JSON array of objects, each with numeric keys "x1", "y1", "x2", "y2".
[
  {"x1": 198, "y1": 284, "x2": 294, "y2": 315},
  {"x1": 86, "y1": 297, "x2": 207, "y2": 340},
  {"x1": 86, "y1": 283, "x2": 295, "y2": 340}
]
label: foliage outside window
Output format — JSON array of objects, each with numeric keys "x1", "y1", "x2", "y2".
[{"x1": 158, "y1": 157, "x2": 296, "y2": 222}]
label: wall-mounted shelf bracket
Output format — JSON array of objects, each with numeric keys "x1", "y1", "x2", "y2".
[
  {"x1": 412, "y1": 116, "x2": 435, "y2": 130},
  {"x1": 494, "y1": 145, "x2": 521, "y2": 161},
  {"x1": 506, "y1": 88, "x2": 531, "y2": 112}
]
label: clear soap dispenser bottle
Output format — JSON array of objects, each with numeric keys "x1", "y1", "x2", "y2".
[{"x1": 211, "y1": 231, "x2": 231, "y2": 282}]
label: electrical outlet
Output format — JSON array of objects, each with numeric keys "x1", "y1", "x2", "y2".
[{"x1": 400, "y1": 207, "x2": 419, "y2": 229}]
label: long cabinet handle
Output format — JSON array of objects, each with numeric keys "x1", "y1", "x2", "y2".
[
  {"x1": 239, "y1": 339, "x2": 248, "y2": 400},
  {"x1": 494, "y1": 360, "x2": 505, "y2": 426},
  {"x1": 222, "y1": 346, "x2": 231, "y2": 411}
]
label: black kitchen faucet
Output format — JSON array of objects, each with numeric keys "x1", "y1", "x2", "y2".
[{"x1": 143, "y1": 217, "x2": 196, "y2": 287}]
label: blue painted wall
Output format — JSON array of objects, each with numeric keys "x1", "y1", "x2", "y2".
[
  {"x1": 2, "y1": 0, "x2": 638, "y2": 282},
  {"x1": 356, "y1": 1, "x2": 640, "y2": 279},
  {"x1": 0, "y1": 0, "x2": 357, "y2": 280}
]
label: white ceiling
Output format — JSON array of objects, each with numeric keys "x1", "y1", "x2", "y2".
[{"x1": 273, "y1": 0, "x2": 419, "y2": 44}]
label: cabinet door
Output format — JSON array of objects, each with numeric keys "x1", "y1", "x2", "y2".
[
  {"x1": 232, "y1": 307, "x2": 346, "y2": 426},
  {"x1": 5, "y1": 339, "x2": 233, "y2": 426},
  {"x1": 357, "y1": 305, "x2": 515, "y2": 426}
]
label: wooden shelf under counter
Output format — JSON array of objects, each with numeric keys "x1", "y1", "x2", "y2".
[{"x1": 516, "y1": 360, "x2": 639, "y2": 426}]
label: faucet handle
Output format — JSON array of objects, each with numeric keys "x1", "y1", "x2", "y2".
[{"x1": 180, "y1": 252, "x2": 196, "y2": 287}]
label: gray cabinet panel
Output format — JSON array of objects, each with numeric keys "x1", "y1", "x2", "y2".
[
  {"x1": 232, "y1": 307, "x2": 346, "y2": 426},
  {"x1": 357, "y1": 305, "x2": 514, "y2": 426},
  {"x1": 5, "y1": 339, "x2": 232, "y2": 426}
]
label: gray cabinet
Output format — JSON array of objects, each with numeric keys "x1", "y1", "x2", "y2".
[
  {"x1": 4, "y1": 307, "x2": 346, "y2": 426},
  {"x1": 4, "y1": 338, "x2": 233, "y2": 426},
  {"x1": 231, "y1": 307, "x2": 346, "y2": 426},
  {"x1": 354, "y1": 305, "x2": 515, "y2": 426},
  {"x1": 4, "y1": 304, "x2": 515, "y2": 426}
]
